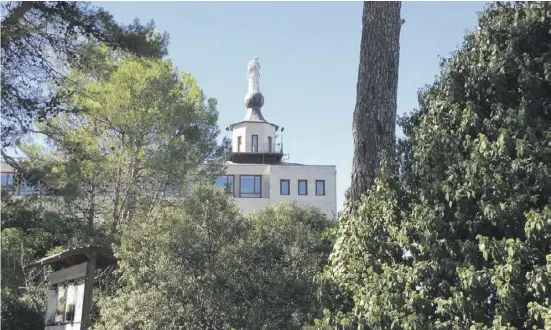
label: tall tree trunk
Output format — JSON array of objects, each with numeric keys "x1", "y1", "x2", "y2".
[{"x1": 349, "y1": 1, "x2": 403, "y2": 217}]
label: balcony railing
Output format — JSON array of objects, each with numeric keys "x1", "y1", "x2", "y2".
[{"x1": 233, "y1": 142, "x2": 282, "y2": 154}]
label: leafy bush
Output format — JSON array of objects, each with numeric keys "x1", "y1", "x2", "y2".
[
  {"x1": 322, "y1": 2, "x2": 551, "y2": 329},
  {"x1": 93, "y1": 188, "x2": 333, "y2": 330}
]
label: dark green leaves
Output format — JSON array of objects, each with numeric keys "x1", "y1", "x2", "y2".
[{"x1": 321, "y1": 2, "x2": 551, "y2": 329}]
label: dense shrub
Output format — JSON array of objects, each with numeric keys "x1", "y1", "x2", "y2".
[{"x1": 322, "y1": 2, "x2": 551, "y2": 329}]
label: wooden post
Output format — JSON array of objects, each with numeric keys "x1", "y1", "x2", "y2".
[{"x1": 81, "y1": 251, "x2": 97, "y2": 330}]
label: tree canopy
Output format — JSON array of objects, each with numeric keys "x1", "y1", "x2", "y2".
[
  {"x1": 19, "y1": 51, "x2": 227, "y2": 232},
  {"x1": 321, "y1": 2, "x2": 551, "y2": 329},
  {"x1": 92, "y1": 190, "x2": 333, "y2": 330},
  {"x1": 1, "y1": 1, "x2": 169, "y2": 151},
  {"x1": 1, "y1": 31, "x2": 226, "y2": 328}
]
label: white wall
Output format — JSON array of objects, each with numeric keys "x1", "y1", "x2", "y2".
[
  {"x1": 231, "y1": 122, "x2": 277, "y2": 153},
  {"x1": 231, "y1": 126, "x2": 246, "y2": 152},
  {"x1": 224, "y1": 162, "x2": 337, "y2": 219},
  {"x1": 0, "y1": 161, "x2": 15, "y2": 172},
  {"x1": 269, "y1": 164, "x2": 337, "y2": 219}
]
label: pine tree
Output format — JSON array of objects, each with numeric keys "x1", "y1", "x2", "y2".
[{"x1": 349, "y1": 1, "x2": 403, "y2": 217}]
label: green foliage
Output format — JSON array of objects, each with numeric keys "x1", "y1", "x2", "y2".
[
  {"x1": 1, "y1": 193, "x2": 108, "y2": 329},
  {"x1": 1, "y1": 1, "x2": 169, "y2": 148},
  {"x1": 321, "y1": 2, "x2": 551, "y2": 329},
  {"x1": 3, "y1": 42, "x2": 227, "y2": 327},
  {"x1": 21, "y1": 53, "x2": 227, "y2": 232},
  {"x1": 241, "y1": 203, "x2": 334, "y2": 329},
  {"x1": 92, "y1": 189, "x2": 333, "y2": 330}
]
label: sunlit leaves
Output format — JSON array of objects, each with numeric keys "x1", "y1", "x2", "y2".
[{"x1": 93, "y1": 190, "x2": 333, "y2": 330}]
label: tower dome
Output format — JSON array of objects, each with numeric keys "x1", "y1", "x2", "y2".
[{"x1": 245, "y1": 91, "x2": 264, "y2": 109}]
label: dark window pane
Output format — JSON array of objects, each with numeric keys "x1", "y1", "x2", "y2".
[
  {"x1": 240, "y1": 175, "x2": 261, "y2": 198},
  {"x1": 280, "y1": 180, "x2": 289, "y2": 195},
  {"x1": 214, "y1": 176, "x2": 233, "y2": 194},
  {"x1": 1, "y1": 173, "x2": 14, "y2": 186},
  {"x1": 298, "y1": 180, "x2": 307, "y2": 195},
  {"x1": 252, "y1": 135, "x2": 258, "y2": 152},
  {"x1": 316, "y1": 180, "x2": 325, "y2": 196},
  {"x1": 240, "y1": 176, "x2": 254, "y2": 193},
  {"x1": 215, "y1": 176, "x2": 227, "y2": 190},
  {"x1": 2, "y1": 173, "x2": 16, "y2": 194},
  {"x1": 227, "y1": 176, "x2": 234, "y2": 193}
]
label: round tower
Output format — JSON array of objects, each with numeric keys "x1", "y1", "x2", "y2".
[{"x1": 228, "y1": 57, "x2": 283, "y2": 164}]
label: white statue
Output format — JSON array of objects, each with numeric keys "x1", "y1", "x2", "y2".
[{"x1": 247, "y1": 56, "x2": 261, "y2": 94}]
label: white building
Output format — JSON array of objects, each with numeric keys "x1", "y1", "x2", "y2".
[
  {"x1": 0, "y1": 58, "x2": 337, "y2": 218},
  {"x1": 214, "y1": 57, "x2": 337, "y2": 218}
]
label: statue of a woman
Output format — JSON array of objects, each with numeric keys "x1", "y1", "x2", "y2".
[{"x1": 247, "y1": 56, "x2": 261, "y2": 94}]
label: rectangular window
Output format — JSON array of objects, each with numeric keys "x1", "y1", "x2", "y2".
[
  {"x1": 298, "y1": 180, "x2": 308, "y2": 195},
  {"x1": 251, "y1": 135, "x2": 258, "y2": 153},
  {"x1": 45, "y1": 286, "x2": 58, "y2": 325},
  {"x1": 280, "y1": 179, "x2": 290, "y2": 195},
  {"x1": 240, "y1": 175, "x2": 261, "y2": 198},
  {"x1": 268, "y1": 137, "x2": 272, "y2": 152},
  {"x1": 64, "y1": 283, "x2": 77, "y2": 322},
  {"x1": 1, "y1": 173, "x2": 15, "y2": 195},
  {"x1": 237, "y1": 136, "x2": 242, "y2": 152},
  {"x1": 316, "y1": 180, "x2": 325, "y2": 196},
  {"x1": 214, "y1": 175, "x2": 234, "y2": 196},
  {"x1": 55, "y1": 285, "x2": 66, "y2": 323}
]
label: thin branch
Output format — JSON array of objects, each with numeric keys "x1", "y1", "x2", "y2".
[{"x1": 1, "y1": 1, "x2": 35, "y2": 28}]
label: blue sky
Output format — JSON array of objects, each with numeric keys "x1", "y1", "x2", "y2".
[{"x1": 94, "y1": 1, "x2": 488, "y2": 209}]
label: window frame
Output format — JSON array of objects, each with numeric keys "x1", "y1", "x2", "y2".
[
  {"x1": 237, "y1": 136, "x2": 242, "y2": 152},
  {"x1": 214, "y1": 175, "x2": 235, "y2": 196},
  {"x1": 239, "y1": 175, "x2": 262, "y2": 198},
  {"x1": 298, "y1": 179, "x2": 308, "y2": 196},
  {"x1": 315, "y1": 180, "x2": 326, "y2": 196},
  {"x1": 46, "y1": 279, "x2": 85, "y2": 326},
  {"x1": 280, "y1": 179, "x2": 290, "y2": 195},
  {"x1": 251, "y1": 135, "x2": 259, "y2": 153}
]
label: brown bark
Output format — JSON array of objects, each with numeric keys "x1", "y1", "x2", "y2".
[{"x1": 349, "y1": 1, "x2": 403, "y2": 217}]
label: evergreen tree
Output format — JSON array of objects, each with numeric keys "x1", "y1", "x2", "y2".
[
  {"x1": 349, "y1": 1, "x2": 403, "y2": 217},
  {"x1": 1, "y1": 1, "x2": 169, "y2": 154}
]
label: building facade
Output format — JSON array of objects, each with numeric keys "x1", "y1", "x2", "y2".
[
  {"x1": 0, "y1": 58, "x2": 337, "y2": 218},
  {"x1": 214, "y1": 57, "x2": 337, "y2": 218}
]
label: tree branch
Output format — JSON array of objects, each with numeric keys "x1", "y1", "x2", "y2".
[{"x1": 1, "y1": 1, "x2": 35, "y2": 27}]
